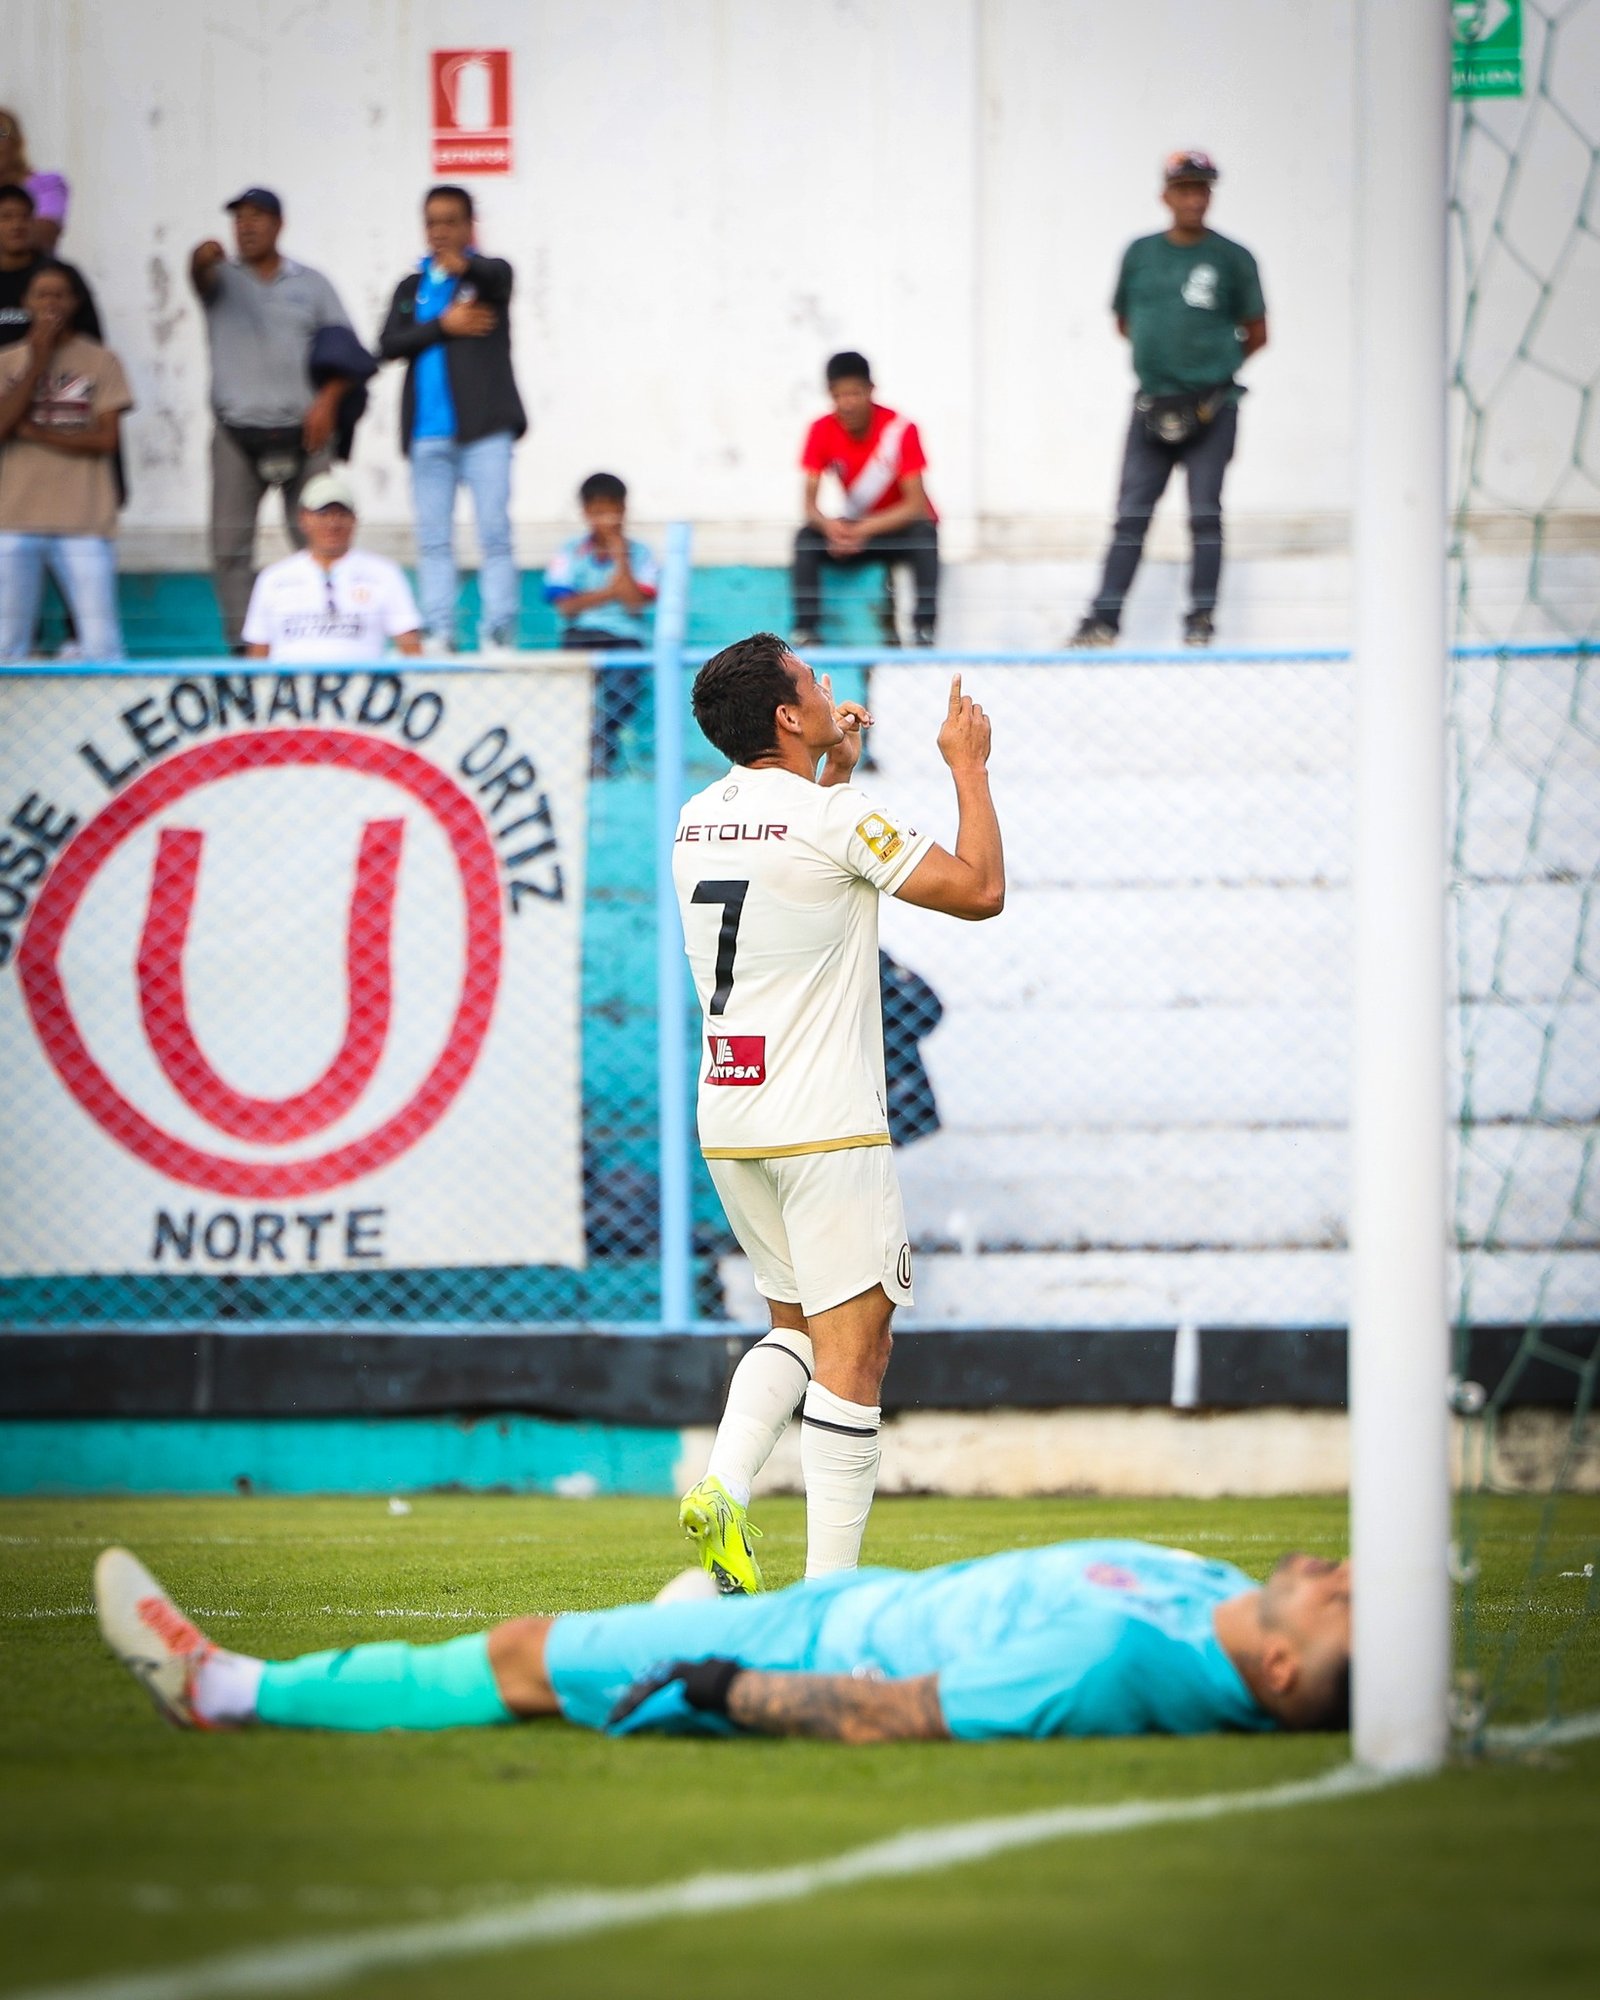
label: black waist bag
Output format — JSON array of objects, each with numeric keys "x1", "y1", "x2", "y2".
[
  {"x1": 1135, "y1": 382, "x2": 1235, "y2": 447},
  {"x1": 223, "y1": 423, "x2": 306, "y2": 488}
]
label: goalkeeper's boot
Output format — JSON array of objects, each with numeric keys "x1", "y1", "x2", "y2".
[
  {"x1": 678, "y1": 1476, "x2": 764, "y2": 1594},
  {"x1": 94, "y1": 1547, "x2": 225, "y2": 1731}
]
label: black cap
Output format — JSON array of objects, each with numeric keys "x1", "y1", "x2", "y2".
[
  {"x1": 1163, "y1": 150, "x2": 1219, "y2": 185},
  {"x1": 225, "y1": 187, "x2": 282, "y2": 217}
]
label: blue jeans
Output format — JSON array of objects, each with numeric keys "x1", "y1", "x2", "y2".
[
  {"x1": 0, "y1": 532, "x2": 125, "y2": 661},
  {"x1": 409, "y1": 431, "x2": 518, "y2": 644}
]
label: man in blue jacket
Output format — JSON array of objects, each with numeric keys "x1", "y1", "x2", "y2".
[{"x1": 379, "y1": 185, "x2": 527, "y2": 657}]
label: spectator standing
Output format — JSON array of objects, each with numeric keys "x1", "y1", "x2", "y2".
[
  {"x1": 545, "y1": 471, "x2": 658, "y2": 775},
  {"x1": 0, "y1": 185, "x2": 101, "y2": 348},
  {"x1": 191, "y1": 189, "x2": 355, "y2": 651},
  {"x1": 0, "y1": 111, "x2": 68, "y2": 253},
  {"x1": 1069, "y1": 151, "x2": 1267, "y2": 649},
  {"x1": 241, "y1": 471, "x2": 421, "y2": 664},
  {"x1": 792, "y1": 351, "x2": 939, "y2": 649},
  {"x1": 378, "y1": 185, "x2": 526, "y2": 658},
  {"x1": 0, "y1": 262, "x2": 132, "y2": 660}
]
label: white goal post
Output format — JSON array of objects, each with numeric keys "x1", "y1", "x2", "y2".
[{"x1": 1349, "y1": 0, "x2": 1453, "y2": 1772}]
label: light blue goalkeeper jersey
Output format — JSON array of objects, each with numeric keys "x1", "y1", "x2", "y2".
[{"x1": 543, "y1": 1538, "x2": 1273, "y2": 1739}]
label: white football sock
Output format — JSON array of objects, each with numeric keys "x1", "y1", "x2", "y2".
[
  {"x1": 800, "y1": 1381, "x2": 881, "y2": 1578},
  {"x1": 704, "y1": 1331, "x2": 813, "y2": 1508},
  {"x1": 191, "y1": 1648, "x2": 265, "y2": 1725}
]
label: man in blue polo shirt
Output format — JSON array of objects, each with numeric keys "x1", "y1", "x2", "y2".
[{"x1": 97, "y1": 1538, "x2": 1351, "y2": 1741}]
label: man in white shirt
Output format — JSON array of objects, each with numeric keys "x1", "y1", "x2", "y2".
[
  {"x1": 674, "y1": 632, "x2": 1004, "y2": 1591},
  {"x1": 242, "y1": 471, "x2": 422, "y2": 663}
]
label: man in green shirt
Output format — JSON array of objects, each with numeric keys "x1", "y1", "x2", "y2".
[{"x1": 1070, "y1": 151, "x2": 1267, "y2": 648}]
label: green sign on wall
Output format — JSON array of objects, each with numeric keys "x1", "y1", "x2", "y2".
[{"x1": 1453, "y1": 0, "x2": 1524, "y2": 97}]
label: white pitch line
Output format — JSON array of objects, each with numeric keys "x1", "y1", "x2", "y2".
[
  {"x1": 9, "y1": 1762, "x2": 1393, "y2": 2000},
  {"x1": 12, "y1": 1712, "x2": 1600, "y2": 2000}
]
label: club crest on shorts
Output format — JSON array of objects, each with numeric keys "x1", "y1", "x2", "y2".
[
  {"x1": 705, "y1": 1034, "x2": 766, "y2": 1085},
  {"x1": 897, "y1": 1242, "x2": 912, "y2": 1289},
  {"x1": 855, "y1": 812, "x2": 904, "y2": 862}
]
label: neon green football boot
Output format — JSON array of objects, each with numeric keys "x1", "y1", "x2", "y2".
[{"x1": 678, "y1": 1476, "x2": 764, "y2": 1594}]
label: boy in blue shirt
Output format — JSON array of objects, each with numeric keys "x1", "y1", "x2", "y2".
[
  {"x1": 544, "y1": 471, "x2": 658, "y2": 774},
  {"x1": 97, "y1": 1539, "x2": 1351, "y2": 1742}
]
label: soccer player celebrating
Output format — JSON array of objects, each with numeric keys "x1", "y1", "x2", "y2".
[
  {"x1": 673, "y1": 633, "x2": 1004, "y2": 1591},
  {"x1": 94, "y1": 1540, "x2": 1351, "y2": 1740}
]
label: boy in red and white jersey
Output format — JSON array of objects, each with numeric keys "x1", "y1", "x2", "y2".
[
  {"x1": 792, "y1": 351, "x2": 940, "y2": 648},
  {"x1": 674, "y1": 633, "x2": 1003, "y2": 1591}
]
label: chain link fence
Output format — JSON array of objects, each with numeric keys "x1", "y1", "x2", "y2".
[{"x1": 4, "y1": 626, "x2": 1589, "y2": 1345}]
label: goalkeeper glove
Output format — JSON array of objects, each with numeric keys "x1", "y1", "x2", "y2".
[{"x1": 605, "y1": 1656, "x2": 742, "y2": 1732}]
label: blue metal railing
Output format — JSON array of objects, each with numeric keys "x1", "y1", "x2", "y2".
[{"x1": 0, "y1": 530, "x2": 1590, "y2": 1335}]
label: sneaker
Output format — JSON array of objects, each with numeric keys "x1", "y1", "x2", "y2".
[
  {"x1": 1069, "y1": 616, "x2": 1119, "y2": 648},
  {"x1": 912, "y1": 620, "x2": 937, "y2": 648},
  {"x1": 678, "y1": 1475, "x2": 764, "y2": 1594},
  {"x1": 94, "y1": 1547, "x2": 223, "y2": 1730},
  {"x1": 1183, "y1": 610, "x2": 1215, "y2": 648},
  {"x1": 419, "y1": 632, "x2": 454, "y2": 660},
  {"x1": 480, "y1": 628, "x2": 519, "y2": 662},
  {"x1": 788, "y1": 627, "x2": 822, "y2": 652}
]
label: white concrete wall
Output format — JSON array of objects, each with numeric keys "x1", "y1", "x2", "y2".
[
  {"x1": 676, "y1": 1408, "x2": 1600, "y2": 1497},
  {"x1": 11, "y1": 0, "x2": 1597, "y2": 569}
]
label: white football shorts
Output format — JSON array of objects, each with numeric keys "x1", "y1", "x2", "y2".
[{"x1": 707, "y1": 1144, "x2": 913, "y2": 1317}]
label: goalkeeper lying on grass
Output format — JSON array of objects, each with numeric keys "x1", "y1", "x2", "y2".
[{"x1": 95, "y1": 1538, "x2": 1350, "y2": 1742}]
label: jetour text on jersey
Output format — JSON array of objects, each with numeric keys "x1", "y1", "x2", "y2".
[{"x1": 675, "y1": 821, "x2": 789, "y2": 843}]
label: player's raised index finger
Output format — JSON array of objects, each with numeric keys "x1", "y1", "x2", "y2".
[{"x1": 948, "y1": 673, "x2": 963, "y2": 716}]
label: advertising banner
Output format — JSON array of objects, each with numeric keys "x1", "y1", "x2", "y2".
[{"x1": 0, "y1": 666, "x2": 589, "y2": 1277}]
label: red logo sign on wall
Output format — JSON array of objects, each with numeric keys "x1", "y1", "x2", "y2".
[
  {"x1": 18, "y1": 731, "x2": 503, "y2": 1200},
  {"x1": 431, "y1": 50, "x2": 513, "y2": 175}
]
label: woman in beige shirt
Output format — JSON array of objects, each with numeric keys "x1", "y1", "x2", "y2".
[{"x1": 0, "y1": 262, "x2": 132, "y2": 660}]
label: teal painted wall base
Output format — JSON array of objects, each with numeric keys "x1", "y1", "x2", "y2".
[
  {"x1": 0, "y1": 1417, "x2": 682, "y2": 1497},
  {"x1": 40, "y1": 562, "x2": 895, "y2": 657}
]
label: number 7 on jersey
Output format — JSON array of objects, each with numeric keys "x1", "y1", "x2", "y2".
[{"x1": 691, "y1": 879, "x2": 749, "y2": 1015}]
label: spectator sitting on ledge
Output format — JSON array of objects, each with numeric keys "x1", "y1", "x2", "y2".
[
  {"x1": 792, "y1": 350, "x2": 939, "y2": 650},
  {"x1": 241, "y1": 471, "x2": 421, "y2": 665},
  {"x1": 545, "y1": 471, "x2": 658, "y2": 776}
]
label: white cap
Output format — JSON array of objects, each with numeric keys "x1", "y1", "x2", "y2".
[{"x1": 298, "y1": 470, "x2": 357, "y2": 513}]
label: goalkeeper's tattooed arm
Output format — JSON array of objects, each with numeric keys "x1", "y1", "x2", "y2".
[{"x1": 727, "y1": 1670, "x2": 950, "y2": 1742}]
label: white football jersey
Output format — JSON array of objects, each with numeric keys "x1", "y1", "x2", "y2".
[
  {"x1": 673, "y1": 764, "x2": 933, "y2": 1157},
  {"x1": 241, "y1": 549, "x2": 421, "y2": 664}
]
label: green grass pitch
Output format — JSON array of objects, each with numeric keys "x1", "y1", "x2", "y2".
[{"x1": 3, "y1": 1491, "x2": 1598, "y2": 2000}]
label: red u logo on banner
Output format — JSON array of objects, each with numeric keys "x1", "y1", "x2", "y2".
[
  {"x1": 138, "y1": 818, "x2": 405, "y2": 1143},
  {"x1": 19, "y1": 730, "x2": 503, "y2": 1198}
]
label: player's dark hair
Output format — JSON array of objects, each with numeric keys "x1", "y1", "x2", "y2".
[
  {"x1": 1298, "y1": 1658, "x2": 1351, "y2": 1733},
  {"x1": 692, "y1": 632, "x2": 800, "y2": 765},
  {"x1": 26, "y1": 259, "x2": 92, "y2": 333},
  {"x1": 424, "y1": 183, "x2": 474, "y2": 219},
  {"x1": 579, "y1": 471, "x2": 627, "y2": 506},
  {"x1": 0, "y1": 182, "x2": 35, "y2": 213},
  {"x1": 826, "y1": 349, "x2": 871, "y2": 385}
]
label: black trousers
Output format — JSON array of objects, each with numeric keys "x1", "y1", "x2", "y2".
[
  {"x1": 1091, "y1": 402, "x2": 1238, "y2": 619},
  {"x1": 792, "y1": 518, "x2": 940, "y2": 631}
]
